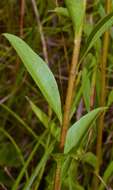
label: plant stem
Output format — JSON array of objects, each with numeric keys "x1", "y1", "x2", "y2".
[
  {"x1": 16, "y1": 0, "x2": 25, "y2": 71},
  {"x1": 54, "y1": 31, "x2": 82, "y2": 190},
  {"x1": 54, "y1": 160, "x2": 62, "y2": 190},
  {"x1": 3, "y1": 0, "x2": 26, "y2": 128},
  {"x1": 59, "y1": 31, "x2": 82, "y2": 150},
  {"x1": 31, "y1": 0, "x2": 52, "y2": 118},
  {"x1": 31, "y1": 0, "x2": 49, "y2": 64},
  {"x1": 19, "y1": 0, "x2": 25, "y2": 38},
  {"x1": 92, "y1": 1, "x2": 111, "y2": 189},
  {"x1": 90, "y1": 69, "x2": 96, "y2": 110},
  {"x1": 54, "y1": 1, "x2": 86, "y2": 189}
]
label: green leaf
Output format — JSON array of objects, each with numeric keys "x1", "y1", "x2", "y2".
[
  {"x1": 65, "y1": 0, "x2": 86, "y2": 34},
  {"x1": 64, "y1": 108, "x2": 106, "y2": 154},
  {"x1": 61, "y1": 157, "x2": 72, "y2": 181},
  {"x1": 54, "y1": 7, "x2": 69, "y2": 17},
  {"x1": 3, "y1": 33, "x2": 62, "y2": 124},
  {"x1": 68, "y1": 177, "x2": 84, "y2": 190},
  {"x1": 0, "y1": 128, "x2": 26, "y2": 168},
  {"x1": 81, "y1": 11, "x2": 113, "y2": 62},
  {"x1": 27, "y1": 97, "x2": 60, "y2": 139},
  {"x1": 0, "y1": 169, "x2": 13, "y2": 187},
  {"x1": 82, "y1": 152, "x2": 97, "y2": 168},
  {"x1": 107, "y1": 90, "x2": 113, "y2": 106},
  {"x1": 99, "y1": 161, "x2": 113, "y2": 190},
  {"x1": 82, "y1": 68, "x2": 90, "y2": 112},
  {"x1": 0, "y1": 127, "x2": 28, "y2": 180},
  {"x1": 70, "y1": 86, "x2": 82, "y2": 119},
  {"x1": 23, "y1": 142, "x2": 55, "y2": 190},
  {"x1": 27, "y1": 98, "x2": 51, "y2": 128},
  {"x1": 0, "y1": 104, "x2": 38, "y2": 139},
  {"x1": 12, "y1": 130, "x2": 48, "y2": 190},
  {"x1": 0, "y1": 142, "x2": 21, "y2": 167}
]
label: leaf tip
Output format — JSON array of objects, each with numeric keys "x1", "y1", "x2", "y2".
[{"x1": 3, "y1": 33, "x2": 10, "y2": 38}]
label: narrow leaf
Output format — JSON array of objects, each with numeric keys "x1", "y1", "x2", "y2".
[
  {"x1": 70, "y1": 86, "x2": 82, "y2": 119},
  {"x1": 82, "y1": 68, "x2": 90, "y2": 111},
  {"x1": 82, "y1": 152, "x2": 97, "y2": 168},
  {"x1": 54, "y1": 7, "x2": 69, "y2": 17},
  {"x1": 81, "y1": 11, "x2": 113, "y2": 62},
  {"x1": 0, "y1": 104, "x2": 38, "y2": 139},
  {"x1": 3, "y1": 33, "x2": 62, "y2": 124},
  {"x1": 23, "y1": 142, "x2": 55, "y2": 190},
  {"x1": 64, "y1": 108, "x2": 106, "y2": 154},
  {"x1": 99, "y1": 161, "x2": 113, "y2": 190},
  {"x1": 27, "y1": 98, "x2": 60, "y2": 139},
  {"x1": 27, "y1": 98, "x2": 51, "y2": 128},
  {"x1": 107, "y1": 90, "x2": 113, "y2": 106},
  {"x1": 12, "y1": 130, "x2": 48, "y2": 190},
  {"x1": 65, "y1": 0, "x2": 86, "y2": 34},
  {"x1": 0, "y1": 128, "x2": 27, "y2": 170}
]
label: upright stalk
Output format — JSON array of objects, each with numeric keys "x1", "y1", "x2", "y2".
[
  {"x1": 54, "y1": 31, "x2": 82, "y2": 190},
  {"x1": 92, "y1": 1, "x2": 111, "y2": 189},
  {"x1": 31, "y1": 0, "x2": 52, "y2": 118},
  {"x1": 60, "y1": 31, "x2": 82, "y2": 150},
  {"x1": 31, "y1": 0, "x2": 49, "y2": 64},
  {"x1": 16, "y1": 0, "x2": 25, "y2": 71},
  {"x1": 54, "y1": 1, "x2": 86, "y2": 189},
  {"x1": 19, "y1": 0, "x2": 25, "y2": 38}
]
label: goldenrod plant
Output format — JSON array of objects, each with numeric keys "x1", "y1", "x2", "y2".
[{"x1": 1, "y1": 0, "x2": 113, "y2": 189}]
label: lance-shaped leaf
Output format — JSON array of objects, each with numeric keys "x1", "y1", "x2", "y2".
[
  {"x1": 65, "y1": 0, "x2": 86, "y2": 34},
  {"x1": 3, "y1": 33, "x2": 62, "y2": 124},
  {"x1": 64, "y1": 107, "x2": 106, "y2": 154},
  {"x1": 27, "y1": 97, "x2": 60, "y2": 139},
  {"x1": 80, "y1": 11, "x2": 113, "y2": 62}
]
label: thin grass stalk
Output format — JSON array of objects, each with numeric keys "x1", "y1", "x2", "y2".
[
  {"x1": 19, "y1": 0, "x2": 25, "y2": 38},
  {"x1": 0, "y1": 128, "x2": 28, "y2": 180},
  {"x1": 55, "y1": 0, "x2": 69, "y2": 102},
  {"x1": 12, "y1": 130, "x2": 48, "y2": 190},
  {"x1": 2, "y1": 0, "x2": 25, "y2": 128},
  {"x1": 31, "y1": 0, "x2": 52, "y2": 118},
  {"x1": 92, "y1": 1, "x2": 111, "y2": 189},
  {"x1": 55, "y1": 0, "x2": 69, "y2": 72},
  {"x1": 31, "y1": 0, "x2": 49, "y2": 64},
  {"x1": 16, "y1": 0, "x2": 25, "y2": 71},
  {"x1": 54, "y1": 1, "x2": 86, "y2": 189},
  {"x1": 34, "y1": 133, "x2": 52, "y2": 189}
]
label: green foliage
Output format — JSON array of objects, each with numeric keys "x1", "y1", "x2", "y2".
[
  {"x1": 64, "y1": 108, "x2": 105, "y2": 154},
  {"x1": 12, "y1": 130, "x2": 49, "y2": 190},
  {"x1": 82, "y1": 68, "x2": 91, "y2": 111},
  {"x1": 99, "y1": 161, "x2": 113, "y2": 190},
  {"x1": 53, "y1": 7, "x2": 69, "y2": 17},
  {"x1": 107, "y1": 90, "x2": 113, "y2": 106},
  {"x1": 27, "y1": 97, "x2": 59, "y2": 139},
  {"x1": 1, "y1": 104, "x2": 38, "y2": 139},
  {"x1": 81, "y1": 11, "x2": 113, "y2": 61},
  {"x1": 0, "y1": 142, "x2": 21, "y2": 167},
  {"x1": 82, "y1": 152, "x2": 97, "y2": 168},
  {"x1": 65, "y1": 0, "x2": 86, "y2": 34},
  {"x1": 23, "y1": 141, "x2": 55, "y2": 190},
  {"x1": 0, "y1": 169, "x2": 13, "y2": 187},
  {"x1": 1, "y1": 1, "x2": 113, "y2": 189},
  {"x1": 3, "y1": 33, "x2": 62, "y2": 124}
]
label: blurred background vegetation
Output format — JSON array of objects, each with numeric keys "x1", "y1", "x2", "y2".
[{"x1": 0, "y1": 0, "x2": 113, "y2": 189}]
